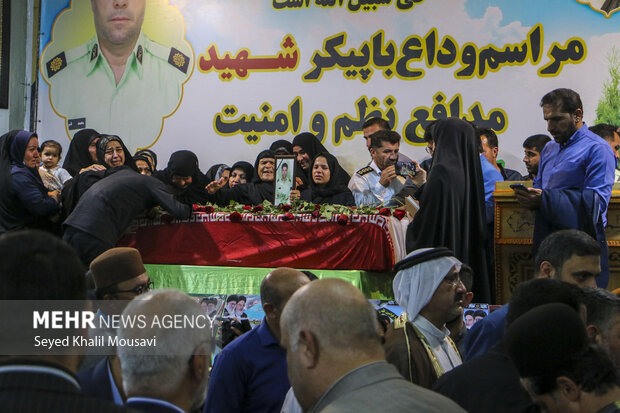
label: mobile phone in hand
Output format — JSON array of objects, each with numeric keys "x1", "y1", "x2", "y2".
[
  {"x1": 395, "y1": 161, "x2": 416, "y2": 177},
  {"x1": 509, "y1": 183, "x2": 528, "y2": 191}
]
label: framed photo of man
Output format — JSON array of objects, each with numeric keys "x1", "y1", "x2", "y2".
[
  {"x1": 39, "y1": 0, "x2": 192, "y2": 151},
  {"x1": 275, "y1": 156, "x2": 295, "y2": 205}
]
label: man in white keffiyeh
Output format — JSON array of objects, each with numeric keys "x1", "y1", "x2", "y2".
[{"x1": 384, "y1": 247, "x2": 466, "y2": 388}]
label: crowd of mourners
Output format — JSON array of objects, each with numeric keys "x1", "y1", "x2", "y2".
[{"x1": 2, "y1": 87, "x2": 620, "y2": 413}]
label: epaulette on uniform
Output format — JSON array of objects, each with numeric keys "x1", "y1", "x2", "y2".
[
  {"x1": 150, "y1": 41, "x2": 190, "y2": 74},
  {"x1": 356, "y1": 166, "x2": 373, "y2": 176},
  {"x1": 393, "y1": 313, "x2": 408, "y2": 329},
  {"x1": 45, "y1": 43, "x2": 89, "y2": 78}
]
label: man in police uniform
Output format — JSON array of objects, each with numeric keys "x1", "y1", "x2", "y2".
[
  {"x1": 44, "y1": 0, "x2": 191, "y2": 152},
  {"x1": 275, "y1": 161, "x2": 293, "y2": 205},
  {"x1": 349, "y1": 130, "x2": 424, "y2": 207}
]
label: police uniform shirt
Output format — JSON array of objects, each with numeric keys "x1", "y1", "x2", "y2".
[
  {"x1": 275, "y1": 175, "x2": 293, "y2": 205},
  {"x1": 348, "y1": 160, "x2": 405, "y2": 207},
  {"x1": 46, "y1": 31, "x2": 190, "y2": 152}
]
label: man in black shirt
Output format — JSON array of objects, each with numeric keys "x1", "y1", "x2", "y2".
[{"x1": 63, "y1": 167, "x2": 191, "y2": 265}]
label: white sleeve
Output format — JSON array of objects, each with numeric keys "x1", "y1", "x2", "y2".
[{"x1": 349, "y1": 174, "x2": 383, "y2": 207}]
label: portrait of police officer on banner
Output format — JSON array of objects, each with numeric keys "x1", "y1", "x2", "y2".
[{"x1": 41, "y1": 0, "x2": 192, "y2": 152}]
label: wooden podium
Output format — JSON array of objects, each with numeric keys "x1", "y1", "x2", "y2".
[{"x1": 493, "y1": 182, "x2": 620, "y2": 304}]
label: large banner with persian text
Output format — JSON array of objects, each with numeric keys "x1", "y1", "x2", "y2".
[{"x1": 36, "y1": 0, "x2": 620, "y2": 175}]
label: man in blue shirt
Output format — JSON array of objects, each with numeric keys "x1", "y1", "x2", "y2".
[
  {"x1": 204, "y1": 268, "x2": 310, "y2": 413},
  {"x1": 515, "y1": 88, "x2": 615, "y2": 287},
  {"x1": 463, "y1": 229, "x2": 600, "y2": 361}
]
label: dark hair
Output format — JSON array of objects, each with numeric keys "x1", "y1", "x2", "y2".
[
  {"x1": 478, "y1": 128, "x2": 498, "y2": 148},
  {"x1": 523, "y1": 134, "x2": 551, "y2": 152},
  {"x1": 540, "y1": 88, "x2": 583, "y2": 114},
  {"x1": 534, "y1": 230, "x2": 601, "y2": 275},
  {"x1": 369, "y1": 130, "x2": 400, "y2": 149},
  {"x1": 0, "y1": 230, "x2": 86, "y2": 300},
  {"x1": 466, "y1": 121, "x2": 484, "y2": 153},
  {"x1": 582, "y1": 288, "x2": 620, "y2": 333},
  {"x1": 526, "y1": 345, "x2": 616, "y2": 396},
  {"x1": 40, "y1": 140, "x2": 63, "y2": 157},
  {"x1": 459, "y1": 264, "x2": 474, "y2": 292},
  {"x1": 226, "y1": 295, "x2": 238, "y2": 303},
  {"x1": 589, "y1": 124, "x2": 618, "y2": 142},
  {"x1": 464, "y1": 310, "x2": 475, "y2": 317},
  {"x1": 237, "y1": 295, "x2": 246, "y2": 303},
  {"x1": 505, "y1": 278, "x2": 583, "y2": 328},
  {"x1": 362, "y1": 117, "x2": 391, "y2": 131},
  {"x1": 201, "y1": 297, "x2": 217, "y2": 306},
  {"x1": 474, "y1": 310, "x2": 487, "y2": 318},
  {"x1": 423, "y1": 120, "x2": 439, "y2": 143}
]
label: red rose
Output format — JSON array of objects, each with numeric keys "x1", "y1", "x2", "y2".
[
  {"x1": 351, "y1": 206, "x2": 357, "y2": 210},
  {"x1": 242, "y1": 205, "x2": 252, "y2": 211},
  {"x1": 393, "y1": 209, "x2": 407, "y2": 220},
  {"x1": 314, "y1": 204, "x2": 321, "y2": 210},
  {"x1": 252, "y1": 205, "x2": 263, "y2": 212},
  {"x1": 229, "y1": 212, "x2": 243, "y2": 223},
  {"x1": 161, "y1": 214, "x2": 173, "y2": 224},
  {"x1": 379, "y1": 208, "x2": 391, "y2": 217},
  {"x1": 282, "y1": 213, "x2": 295, "y2": 221},
  {"x1": 337, "y1": 214, "x2": 349, "y2": 225},
  {"x1": 205, "y1": 205, "x2": 215, "y2": 214},
  {"x1": 311, "y1": 210, "x2": 320, "y2": 218},
  {"x1": 281, "y1": 204, "x2": 293, "y2": 212},
  {"x1": 192, "y1": 204, "x2": 204, "y2": 212}
]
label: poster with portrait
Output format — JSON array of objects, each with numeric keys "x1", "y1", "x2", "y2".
[
  {"x1": 39, "y1": 0, "x2": 192, "y2": 152},
  {"x1": 463, "y1": 303, "x2": 490, "y2": 330},
  {"x1": 194, "y1": 294, "x2": 226, "y2": 319},
  {"x1": 275, "y1": 156, "x2": 295, "y2": 205},
  {"x1": 37, "y1": 1, "x2": 620, "y2": 177}
]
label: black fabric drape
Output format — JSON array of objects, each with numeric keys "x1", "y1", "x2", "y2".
[
  {"x1": 406, "y1": 117, "x2": 490, "y2": 302},
  {"x1": 269, "y1": 139, "x2": 293, "y2": 155},
  {"x1": 61, "y1": 136, "x2": 134, "y2": 217},
  {"x1": 211, "y1": 150, "x2": 275, "y2": 206},
  {"x1": 94, "y1": 135, "x2": 134, "y2": 169},
  {"x1": 134, "y1": 149, "x2": 158, "y2": 171},
  {"x1": 300, "y1": 152, "x2": 355, "y2": 206},
  {"x1": 228, "y1": 161, "x2": 254, "y2": 187},
  {"x1": 62, "y1": 129, "x2": 99, "y2": 177},
  {"x1": 154, "y1": 150, "x2": 209, "y2": 204},
  {"x1": 291, "y1": 132, "x2": 351, "y2": 187},
  {"x1": 205, "y1": 163, "x2": 230, "y2": 184}
]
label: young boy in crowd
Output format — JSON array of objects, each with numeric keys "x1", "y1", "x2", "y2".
[{"x1": 39, "y1": 140, "x2": 72, "y2": 191}]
